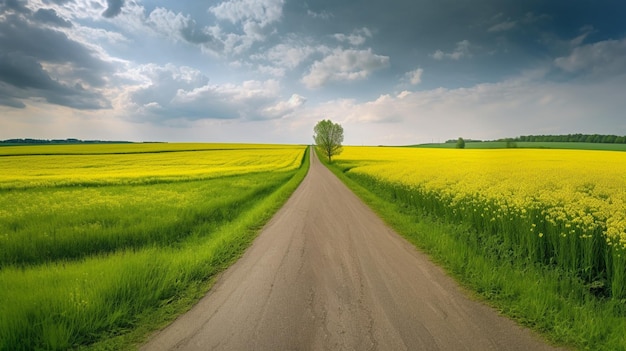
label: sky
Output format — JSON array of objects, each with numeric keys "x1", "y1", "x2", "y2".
[{"x1": 1, "y1": 0, "x2": 625, "y2": 145}]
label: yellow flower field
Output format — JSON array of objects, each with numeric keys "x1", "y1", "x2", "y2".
[
  {"x1": 335, "y1": 146, "x2": 626, "y2": 297},
  {"x1": 0, "y1": 143, "x2": 304, "y2": 189}
]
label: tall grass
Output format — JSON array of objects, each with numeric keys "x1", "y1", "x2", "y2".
[
  {"x1": 0, "y1": 173, "x2": 290, "y2": 266},
  {"x1": 346, "y1": 173, "x2": 625, "y2": 298},
  {"x1": 0, "y1": 146, "x2": 309, "y2": 350},
  {"x1": 332, "y1": 147, "x2": 626, "y2": 300}
]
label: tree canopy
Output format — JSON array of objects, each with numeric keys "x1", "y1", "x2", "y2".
[
  {"x1": 313, "y1": 119, "x2": 344, "y2": 162},
  {"x1": 456, "y1": 137, "x2": 465, "y2": 149}
]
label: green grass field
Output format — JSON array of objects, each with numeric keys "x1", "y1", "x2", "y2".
[
  {"x1": 0, "y1": 144, "x2": 309, "y2": 350},
  {"x1": 411, "y1": 141, "x2": 626, "y2": 151}
]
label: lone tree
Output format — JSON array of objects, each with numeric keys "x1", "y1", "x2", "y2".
[
  {"x1": 456, "y1": 137, "x2": 465, "y2": 149},
  {"x1": 314, "y1": 119, "x2": 344, "y2": 162}
]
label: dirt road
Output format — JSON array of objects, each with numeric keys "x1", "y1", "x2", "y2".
[{"x1": 142, "y1": 148, "x2": 562, "y2": 350}]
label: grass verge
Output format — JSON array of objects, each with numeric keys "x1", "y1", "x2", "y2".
[{"x1": 321, "y1": 154, "x2": 625, "y2": 351}]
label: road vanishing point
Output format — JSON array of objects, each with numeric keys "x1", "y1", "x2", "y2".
[{"x1": 142, "y1": 147, "x2": 563, "y2": 351}]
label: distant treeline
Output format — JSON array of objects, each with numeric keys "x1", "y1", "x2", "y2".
[
  {"x1": 496, "y1": 134, "x2": 626, "y2": 144},
  {"x1": 445, "y1": 134, "x2": 626, "y2": 145},
  {"x1": 1, "y1": 138, "x2": 135, "y2": 145},
  {"x1": 444, "y1": 138, "x2": 482, "y2": 144}
]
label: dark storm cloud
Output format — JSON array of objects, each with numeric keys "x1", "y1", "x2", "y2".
[
  {"x1": 34, "y1": 8, "x2": 72, "y2": 27},
  {"x1": 0, "y1": 6, "x2": 112, "y2": 109},
  {"x1": 0, "y1": 53, "x2": 110, "y2": 109},
  {"x1": 0, "y1": 53, "x2": 60, "y2": 90},
  {"x1": 102, "y1": 0, "x2": 123, "y2": 18},
  {"x1": 0, "y1": 83, "x2": 27, "y2": 108}
]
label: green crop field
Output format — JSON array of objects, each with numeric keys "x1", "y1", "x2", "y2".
[
  {"x1": 0, "y1": 143, "x2": 309, "y2": 350},
  {"x1": 411, "y1": 141, "x2": 626, "y2": 151}
]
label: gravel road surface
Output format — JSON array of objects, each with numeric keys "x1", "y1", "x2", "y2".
[{"x1": 142, "y1": 147, "x2": 562, "y2": 350}]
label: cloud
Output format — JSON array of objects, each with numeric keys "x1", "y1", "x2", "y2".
[
  {"x1": 307, "y1": 9, "x2": 332, "y2": 20},
  {"x1": 102, "y1": 0, "x2": 124, "y2": 18},
  {"x1": 208, "y1": 0, "x2": 285, "y2": 53},
  {"x1": 146, "y1": 8, "x2": 189, "y2": 37},
  {"x1": 0, "y1": 0, "x2": 29, "y2": 13},
  {"x1": 262, "y1": 94, "x2": 306, "y2": 118},
  {"x1": 405, "y1": 68, "x2": 423, "y2": 85},
  {"x1": 74, "y1": 25, "x2": 130, "y2": 46},
  {"x1": 299, "y1": 71, "x2": 626, "y2": 144},
  {"x1": 488, "y1": 20, "x2": 516, "y2": 32},
  {"x1": 256, "y1": 41, "x2": 327, "y2": 69},
  {"x1": 554, "y1": 38, "x2": 626, "y2": 77},
  {"x1": 0, "y1": 52, "x2": 109, "y2": 109},
  {"x1": 431, "y1": 40, "x2": 471, "y2": 60},
  {"x1": 0, "y1": 52, "x2": 63, "y2": 91},
  {"x1": 487, "y1": 11, "x2": 548, "y2": 33},
  {"x1": 125, "y1": 64, "x2": 300, "y2": 121},
  {"x1": 569, "y1": 26, "x2": 595, "y2": 47},
  {"x1": 0, "y1": 92, "x2": 27, "y2": 109},
  {"x1": 333, "y1": 28, "x2": 372, "y2": 46},
  {"x1": 180, "y1": 22, "x2": 219, "y2": 45},
  {"x1": 521, "y1": 12, "x2": 550, "y2": 24},
  {"x1": 0, "y1": 6, "x2": 112, "y2": 109},
  {"x1": 210, "y1": 0, "x2": 284, "y2": 26},
  {"x1": 146, "y1": 7, "x2": 224, "y2": 53},
  {"x1": 249, "y1": 39, "x2": 330, "y2": 77},
  {"x1": 301, "y1": 48, "x2": 390, "y2": 88},
  {"x1": 33, "y1": 8, "x2": 72, "y2": 27}
]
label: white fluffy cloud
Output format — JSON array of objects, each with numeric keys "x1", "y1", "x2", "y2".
[
  {"x1": 249, "y1": 40, "x2": 332, "y2": 77},
  {"x1": 262, "y1": 93, "x2": 306, "y2": 118},
  {"x1": 405, "y1": 68, "x2": 423, "y2": 85},
  {"x1": 60, "y1": 0, "x2": 283, "y2": 56},
  {"x1": 146, "y1": 8, "x2": 190, "y2": 39},
  {"x1": 210, "y1": 0, "x2": 284, "y2": 26},
  {"x1": 145, "y1": 7, "x2": 223, "y2": 54},
  {"x1": 333, "y1": 27, "x2": 372, "y2": 46},
  {"x1": 208, "y1": 0, "x2": 285, "y2": 53},
  {"x1": 256, "y1": 41, "x2": 329, "y2": 69},
  {"x1": 301, "y1": 48, "x2": 390, "y2": 88},
  {"x1": 123, "y1": 64, "x2": 300, "y2": 121}
]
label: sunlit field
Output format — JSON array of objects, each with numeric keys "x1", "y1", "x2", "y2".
[
  {"x1": 335, "y1": 147, "x2": 626, "y2": 297},
  {"x1": 0, "y1": 143, "x2": 303, "y2": 189},
  {"x1": 0, "y1": 143, "x2": 308, "y2": 350},
  {"x1": 326, "y1": 146, "x2": 626, "y2": 349}
]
